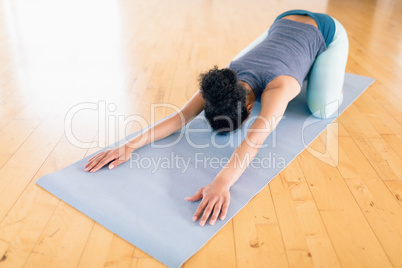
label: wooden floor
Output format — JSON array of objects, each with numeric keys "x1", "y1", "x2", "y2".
[{"x1": 0, "y1": 0, "x2": 401, "y2": 267}]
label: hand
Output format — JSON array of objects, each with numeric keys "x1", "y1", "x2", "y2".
[
  {"x1": 84, "y1": 144, "x2": 132, "y2": 172},
  {"x1": 185, "y1": 180, "x2": 231, "y2": 226}
]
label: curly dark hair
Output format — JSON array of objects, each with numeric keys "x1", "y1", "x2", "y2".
[{"x1": 199, "y1": 66, "x2": 250, "y2": 134}]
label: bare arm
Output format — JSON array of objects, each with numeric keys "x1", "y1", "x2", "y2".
[
  {"x1": 127, "y1": 62, "x2": 229, "y2": 149},
  {"x1": 186, "y1": 76, "x2": 301, "y2": 226},
  {"x1": 211, "y1": 77, "x2": 300, "y2": 186},
  {"x1": 126, "y1": 90, "x2": 205, "y2": 151},
  {"x1": 85, "y1": 90, "x2": 205, "y2": 172}
]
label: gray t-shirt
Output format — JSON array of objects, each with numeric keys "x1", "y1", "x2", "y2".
[{"x1": 229, "y1": 19, "x2": 326, "y2": 99}]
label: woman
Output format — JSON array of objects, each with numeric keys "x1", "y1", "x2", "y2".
[{"x1": 85, "y1": 10, "x2": 349, "y2": 226}]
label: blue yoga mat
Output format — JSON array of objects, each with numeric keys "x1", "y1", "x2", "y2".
[{"x1": 37, "y1": 73, "x2": 374, "y2": 267}]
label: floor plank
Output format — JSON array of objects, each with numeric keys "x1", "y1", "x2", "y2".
[
  {"x1": 338, "y1": 136, "x2": 402, "y2": 266},
  {"x1": 297, "y1": 142, "x2": 393, "y2": 267},
  {"x1": 233, "y1": 185, "x2": 289, "y2": 268}
]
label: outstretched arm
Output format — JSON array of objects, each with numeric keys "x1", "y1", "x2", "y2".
[
  {"x1": 85, "y1": 62, "x2": 233, "y2": 172},
  {"x1": 186, "y1": 76, "x2": 300, "y2": 226},
  {"x1": 85, "y1": 90, "x2": 205, "y2": 172}
]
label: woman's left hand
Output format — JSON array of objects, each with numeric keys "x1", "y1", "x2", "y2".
[{"x1": 185, "y1": 179, "x2": 231, "y2": 226}]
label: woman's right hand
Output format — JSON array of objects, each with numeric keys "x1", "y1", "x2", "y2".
[{"x1": 84, "y1": 144, "x2": 133, "y2": 172}]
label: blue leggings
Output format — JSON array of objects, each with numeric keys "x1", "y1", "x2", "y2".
[{"x1": 232, "y1": 17, "x2": 349, "y2": 119}]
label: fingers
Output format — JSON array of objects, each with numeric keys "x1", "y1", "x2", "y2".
[
  {"x1": 108, "y1": 156, "x2": 128, "y2": 170},
  {"x1": 187, "y1": 188, "x2": 230, "y2": 226},
  {"x1": 85, "y1": 153, "x2": 104, "y2": 168},
  {"x1": 85, "y1": 154, "x2": 107, "y2": 172},
  {"x1": 85, "y1": 151, "x2": 117, "y2": 172},
  {"x1": 196, "y1": 196, "x2": 229, "y2": 226},
  {"x1": 202, "y1": 197, "x2": 228, "y2": 226},
  {"x1": 192, "y1": 198, "x2": 207, "y2": 223},
  {"x1": 89, "y1": 155, "x2": 114, "y2": 173},
  {"x1": 85, "y1": 145, "x2": 130, "y2": 172},
  {"x1": 87, "y1": 151, "x2": 105, "y2": 163},
  {"x1": 220, "y1": 198, "x2": 230, "y2": 221},
  {"x1": 209, "y1": 201, "x2": 223, "y2": 225},
  {"x1": 184, "y1": 188, "x2": 203, "y2": 202},
  {"x1": 199, "y1": 201, "x2": 215, "y2": 226}
]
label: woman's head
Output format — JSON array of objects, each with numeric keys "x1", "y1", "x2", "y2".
[{"x1": 199, "y1": 66, "x2": 251, "y2": 134}]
